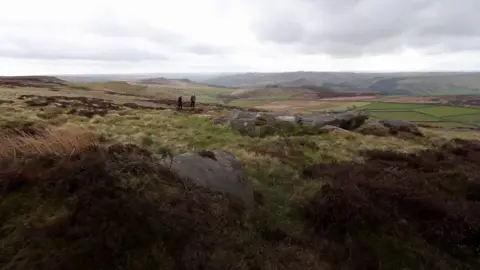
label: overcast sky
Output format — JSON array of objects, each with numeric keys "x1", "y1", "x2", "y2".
[{"x1": 1, "y1": 0, "x2": 480, "y2": 75}]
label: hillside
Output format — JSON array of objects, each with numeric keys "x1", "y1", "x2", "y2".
[
  {"x1": 203, "y1": 72, "x2": 480, "y2": 96},
  {"x1": 1, "y1": 87, "x2": 480, "y2": 269},
  {"x1": 0, "y1": 76, "x2": 67, "y2": 88},
  {"x1": 137, "y1": 77, "x2": 236, "y2": 89},
  {"x1": 1, "y1": 78, "x2": 480, "y2": 269}
]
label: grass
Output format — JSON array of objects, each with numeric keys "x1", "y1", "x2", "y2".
[
  {"x1": 145, "y1": 84, "x2": 235, "y2": 104},
  {"x1": 361, "y1": 102, "x2": 480, "y2": 128},
  {"x1": 370, "y1": 111, "x2": 443, "y2": 122},
  {"x1": 414, "y1": 106, "x2": 480, "y2": 117},
  {"x1": 0, "y1": 126, "x2": 99, "y2": 158},
  {"x1": 363, "y1": 102, "x2": 436, "y2": 110},
  {"x1": 229, "y1": 95, "x2": 294, "y2": 107},
  {"x1": 444, "y1": 113, "x2": 480, "y2": 125},
  {"x1": 2, "y1": 92, "x2": 480, "y2": 269}
]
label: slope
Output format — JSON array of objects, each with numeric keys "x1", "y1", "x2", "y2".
[{"x1": 204, "y1": 72, "x2": 480, "y2": 96}]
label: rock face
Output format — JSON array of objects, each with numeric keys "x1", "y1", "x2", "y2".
[
  {"x1": 380, "y1": 119, "x2": 423, "y2": 136},
  {"x1": 226, "y1": 109, "x2": 299, "y2": 137},
  {"x1": 219, "y1": 108, "x2": 425, "y2": 138},
  {"x1": 224, "y1": 109, "x2": 368, "y2": 136},
  {"x1": 300, "y1": 110, "x2": 369, "y2": 130},
  {"x1": 356, "y1": 119, "x2": 390, "y2": 136},
  {"x1": 317, "y1": 125, "x2": 353, "y2": 134},
  {"x1": 161, "y1": 150, "x2": 255, "y2": 208}
]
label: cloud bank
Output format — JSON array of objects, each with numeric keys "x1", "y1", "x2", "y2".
[{"x1": 1, "y1": 0, "x2": 479, "y2": 74}]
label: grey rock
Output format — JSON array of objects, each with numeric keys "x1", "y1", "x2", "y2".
[
  {"x1": 225, "y1": 110, "x2": 298, "y2": 136},
  {"x1": 213, "y1": 117, "x2": 229, "y2": 125},
  {"x1": 318, "y1": 125, "x2": 352, "y2": 133},
  {"x1": 356, "y1": 119, "x2": 390, "y2": 136},
  {"x1": 380, "y1": 119, "x2": 423, "y2": 136},
  {"x1": 161, "y1": 150, "x2": 255, "y2": 208},
  {"x1": 300, "y1": 109, "x2": 370, "y2": 130},
  {"x1": 274, "y1": 115, "x2": 297, "y2": 123},
  {"x1": 221, "y1": 108, "x2": 368, "y2": 136},
  {"x1": 229, "y1": 109, "x2": 260, "y2": 123}
]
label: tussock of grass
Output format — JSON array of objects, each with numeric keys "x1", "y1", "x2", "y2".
[
  {"x1": 0, "y1": 126, "x2": 99, "y2": 159},
  {"x1": 0, "y1": 125, "x2": 327, "y2": 270}
]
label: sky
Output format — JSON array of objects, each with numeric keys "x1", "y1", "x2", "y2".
[{"x1": 1, "y1": 0, "x2": 480, "y2": 75}]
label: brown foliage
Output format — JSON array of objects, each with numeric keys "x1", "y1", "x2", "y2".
[
  {"x1": 0, "y1": 126, "x2": 99, "y2": 160},
  {"x1": 0, "y1": 127, "x2": 325, "y2": 270},
  {"x1": 304, "y1": 139, "x2": 480, "y2": 269}
]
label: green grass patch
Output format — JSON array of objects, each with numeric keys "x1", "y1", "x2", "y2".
[
  {"x1": 431, "y1": 121, "x2": 478, "y2": 128},
  {"x1": 413, "y1": 106, "x2": 480, "y2": 117},
  {"x1": 364, "y1": 102, "x2": 435, "y2": 110},
  {"x1": 443, "y1": 113, "x2": 480, "y2": 126},
  {"x1": 370, "y1": 111, "x2": 443, "y2": 122}
]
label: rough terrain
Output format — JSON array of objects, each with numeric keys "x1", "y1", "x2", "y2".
[{"x1": 1, "y1": 77, "x2": 480, "y2": 270}]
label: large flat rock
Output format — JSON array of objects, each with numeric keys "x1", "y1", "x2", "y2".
[{"x1": 160, "y1": 150, "x2": 255, "y2": 209}]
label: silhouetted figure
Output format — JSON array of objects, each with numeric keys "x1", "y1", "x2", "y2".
[
  {"x1": 177, "y1": 96, "x2": 183, "y2": 110},
  {"x1": 190, "y1": 94, "x2": 196, "y2": 109}
]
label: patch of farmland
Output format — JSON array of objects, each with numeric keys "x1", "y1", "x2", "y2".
[
  {"x1": 364, "y1": 102, "x2": 436, "y2": 110},
  {"x1": 413, "y1": 106, "x2": 480, "y2": 117},
  {"x1": 370, "y1": 111, "x2": 443, "y2": 122}
]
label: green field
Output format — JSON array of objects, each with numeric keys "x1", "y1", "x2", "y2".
[
  {"x1": 370, "y1": 111, "x2": 443, "y2": 122},
  {"x1": 142, "y1": 85, "x2": 235, "y2": 104},
  {"x1": 364, "y1": 102, "x2": 435, "y2": 110},
  {"x1": 229, "y1": 95, "x2": 295, "y2": 107},
  {"x1": 362, "y1": 102, "x2": 480, "y2": 128},
  {"x1": 414, "y1": 106, "x2": 480, "y2": 117},
  {"x1": 443, "y1": 113, "x2": 480, "y2": 125}
]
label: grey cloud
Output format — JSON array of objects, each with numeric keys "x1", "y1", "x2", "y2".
[
  {"x1": 0, "y1": 36, "x2": 168, "y2": 61},
  {"x1": 185, "y1": 44, "x2": 233, "y2": 55},
  {"x1": 86, "y1": 20, "x2": 184, "y2": 43},
  {"x1": 84, "y1": 13, "x2": 231, "y2": 57},
  {"x1": 250, "y1": 0, "x2": 480, "y2": 57}
]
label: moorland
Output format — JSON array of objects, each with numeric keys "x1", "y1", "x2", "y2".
[{"x1": 1, "y1": 73, "x2": 480, "y2": 270}]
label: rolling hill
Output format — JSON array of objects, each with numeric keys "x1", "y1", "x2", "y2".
[{"x1": 203, "y1": 71, "x2": 480, "y2": 96}]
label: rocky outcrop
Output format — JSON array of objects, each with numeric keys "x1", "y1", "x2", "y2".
[
  {"x1": 356, "y1": 119, "x2": 390, "y2": 136},
  {"x1": 225, "y1": 109, "x2": 299, "y2": 137},
  {"x1": 219, "y1": 108, "x2": 425, "y2": 138},
  {"x1": 223, "y1": 109, "x2": 368, "y2": 136},
  {"x1": 380, "y1": 119, "x2": 423, "y2": 137},
  {"x1": 159, "y1": 150, "x2": 255, "y2": 208},
  {"x1": 299, "y1": 109, "x2": 369, "y2": 130},
  {"x1": 317, "y1": 125, "x2": 352, "y2": 134}
]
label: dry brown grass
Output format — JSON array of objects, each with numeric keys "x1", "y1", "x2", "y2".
[{"x1": 0, "y1": 126, "x2": 100, "y2": 159}]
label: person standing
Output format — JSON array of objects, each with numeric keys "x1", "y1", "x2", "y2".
[
  {"x1": 190, "y1": 94, "x2": 196, "y2": 109},
  {"x1": 177, "y1": 96, "x2": 183, "y2": 110}
]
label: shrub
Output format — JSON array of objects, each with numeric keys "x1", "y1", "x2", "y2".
[{"x1": 303, "y1": 139, "x2": 480, "y2": 269}]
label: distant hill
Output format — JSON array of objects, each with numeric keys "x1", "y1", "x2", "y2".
[
  {"x1": 136, "y1": 77, "x2": 237, "y2": 89},
  {"x1": 0, "y1": 76, "x2": 67, "y2": 88},
  {"x1": 203, "y1": 72, "x2": 480, "y2": 96},
  {"x1": 57, "y1": 73, "x2": 226, "y2": 82},
  {"x1": 137, "y1": 77, "x2": 172, "y2": 85}
]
